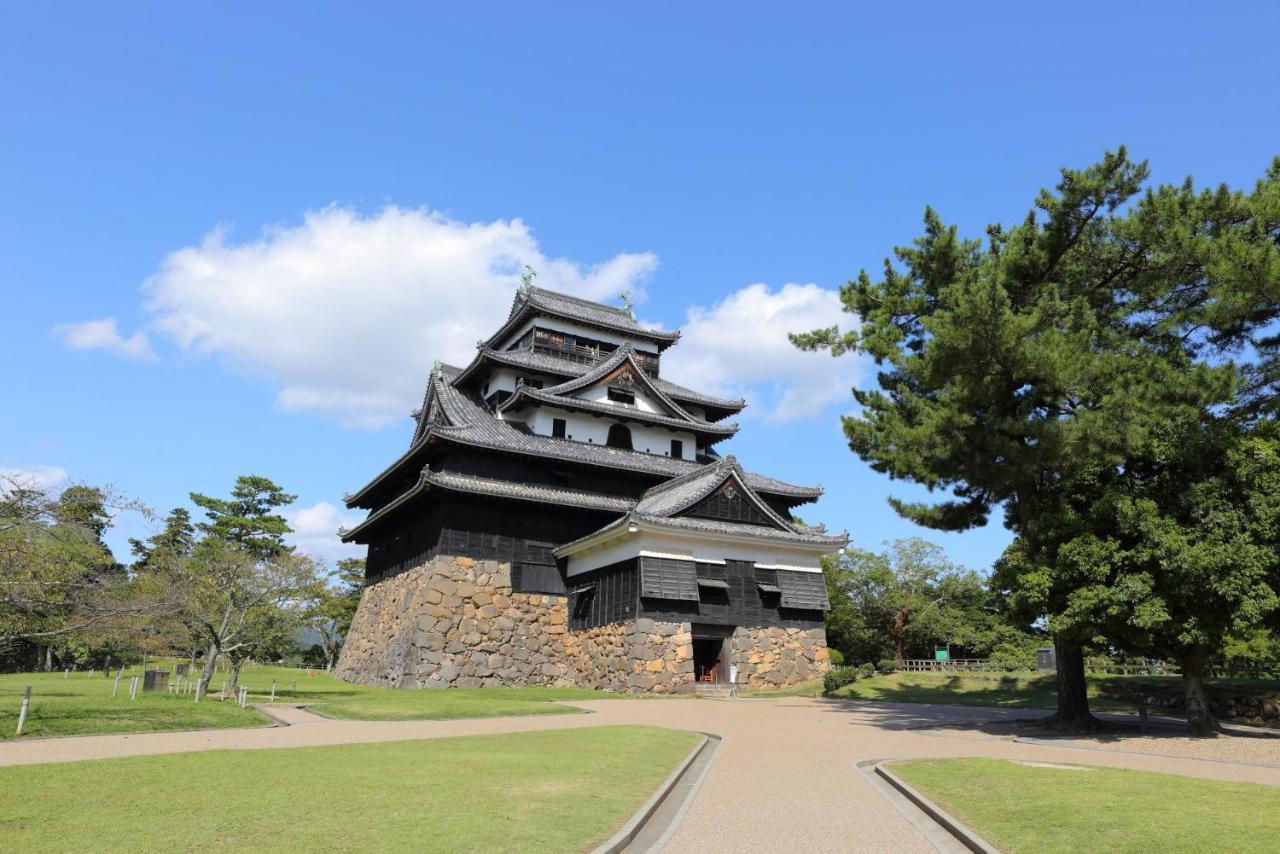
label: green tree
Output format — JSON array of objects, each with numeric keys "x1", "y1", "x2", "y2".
[
  {"x1": 305, "y1": 558, "x2": 365, "y2": 670},
  {"x1": 823, "y1": 538, "x2": 1026, "y2": 664},
  {"x1": 998, "y1": 417, "x2": 1280, "y2": 735},
  {"x1": 793, "y1": 149, "x2": 1235, "y2": 728},
  {"x1": 190, "y1": 475, "x2": 296, "y2": 559},
  {"x1": 129, "y1": 507, "x2": 196, "y2": 573}
]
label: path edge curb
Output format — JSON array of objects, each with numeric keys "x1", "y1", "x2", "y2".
[
  {"x1": 591, "y1": 731, "x2": 720, "y2": 854},
  {"x1": 862, "y1": 759, "x2": 999, "y2": 853}
]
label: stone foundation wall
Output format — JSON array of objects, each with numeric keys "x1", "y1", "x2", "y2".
[
  {"x1": 728, "y1": 625, "x2": 830, "y2": 687},
  {"x1": 335, "y1": 556, "x2": 571, "y2": 689},
  {"x1": 335, "y1": 554, "x2": 827, "y2": 692},
  {"x1": 563, "y1": 618, "x2": 693, "y2": 694}
]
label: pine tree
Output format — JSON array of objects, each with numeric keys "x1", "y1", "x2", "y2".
[
  {"x1": 190, "y1": 475, "x2": 296, "y2": 559},
  {"x1": 793, "y1": 149, "x2": 1237, "y2": 729}
]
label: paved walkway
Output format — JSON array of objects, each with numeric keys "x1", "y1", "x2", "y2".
[{"x1": 2, "y1": 698, "x2": 1278, "y2": 852}]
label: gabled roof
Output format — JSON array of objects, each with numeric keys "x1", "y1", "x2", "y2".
[
  {"x1": 482, "y1": 286, "x2": 681, "y2": 352},
  {"x1": 537, "y1": 345, "x2": 696, "y2": 418},
  {"x1": 553, "y1": 455, "x2": 849, "y2": 558},
  {"x1": 498, "y1": 385, "x2": 739, "y2": 441},
  {"x1": 494, "y1": 346, "x2": 739, "y2": 441},
  {"x1": 632, "y1": 455, "x2": 791, "y2": 528},
  {"x1": 451, "y1": 346, "x2": 746, "y2": 418}
]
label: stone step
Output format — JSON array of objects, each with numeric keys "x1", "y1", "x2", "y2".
[{"x1": 693, "y1": 684, "x2": 736, "y2": 699}]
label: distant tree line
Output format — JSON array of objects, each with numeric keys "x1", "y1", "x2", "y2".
[
  {"x1": 0, "y1": 473, "x2": 364, "y2": 695},
  {"x1": 799, "y1": 149, "x2": 1280, "y2": 736}
]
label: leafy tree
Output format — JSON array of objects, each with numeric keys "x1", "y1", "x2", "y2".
[
  {"x1": 1, "y1": 477, "x2": 148, "y2": 651},
  {"x1": 190, "y1": 475, "x2": 295, "y2": 559},
  {"x1": 823, "y1": 538, "x2": 1031, "y2": 664},
  {"x1": 998, "y1": 417, "x2": 1280, "y2": 735},
  {"x1": 306, "y1": 558, "x2": 365, "y2": 670},
  {"x1": 794, "y1": 149, "x2": 1237, "y2": 729},
  {"x1": 174, "y1": 539, "x2": 321, "y2": 698}
]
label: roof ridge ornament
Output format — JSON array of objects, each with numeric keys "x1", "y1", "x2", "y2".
[
  {"x1": 618, "y1": 289, "x2": 635, "y2": 319},
  {"x1": 519, "y1": 265, "x2": 537, "y2": 296},
  {"x1": 432, "y1": 359, "x2": 443, "y2": 379}
]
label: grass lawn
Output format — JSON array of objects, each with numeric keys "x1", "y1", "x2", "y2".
[
  {"x1": 891, "y1": 757, "x2": 1280, "y2": 853},
  {"x1": 0, "y1": 725, "x2": 699, "y2": 852},
  {"x1": 0, "y1": 670, "x2": 262, "y2": 739},
  {"x1": 0, "y1": 663, "x2": 640, "y2": 739},
  {"x1": 829, "y1": 671, "x2": 1127, "y2": 709}
]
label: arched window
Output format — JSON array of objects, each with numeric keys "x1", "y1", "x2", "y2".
[{"x1": 606, "y1": 423, "x2": 633, "y2": 450}]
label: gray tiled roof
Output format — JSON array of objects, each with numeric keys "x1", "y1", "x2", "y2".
[
  {"x1": 500, "y1": 384, "x2": 738, "y2": 439},
  {"x1": 350, "y1": 370, "x2": 821, "y2": 508},
  {"x1": 341, "y1": 469, "x2": 632, "y2": 540},
  {"x1": 554, "y1": 511, "x2": 848, "y2": 556},
  {"x1": 631, "y1": 455, "x2": 797, "y2": 532},
  {"x1": 453, "y1": 346, "x2": 746, "y2": 415},
  {"x1": 497, "y1": 347, "x2": 739, "y2": 440},
  {"x1": 484, "y1": 286, "x2": 681, "y2": 352}
]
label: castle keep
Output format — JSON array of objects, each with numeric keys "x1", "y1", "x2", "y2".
[{"x1": 335, "y1": 285, "x2": 847, "y2": 692}]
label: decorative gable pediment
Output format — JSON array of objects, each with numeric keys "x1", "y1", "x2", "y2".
[{"x1": 681, "y1": 479, "x2": 775, "y2": 527}]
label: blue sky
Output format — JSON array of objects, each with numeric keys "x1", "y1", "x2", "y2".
[{"x1": 3, "y1": 2, "x2": 1278, "y2": 570}]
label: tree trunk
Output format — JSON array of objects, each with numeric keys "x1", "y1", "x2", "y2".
[
  {"x1": 196, "y1": 643, "x2": 218, "y2": 700},
  {"x1": 892, "y1": 610, "x2": 907, "y2": 660},
  {"x1": 1050, "y1": 636, "x2": 1101, "y2": 731},
  {"x1": 43, "y1": 645, "x2": 53, "y2": 672},
  {"x1": 1180, "y1": 646, "x2": 1218, "y2": 737},
  {"x1": 229, "y1": 657, "x2": 244, "y2": 692}
]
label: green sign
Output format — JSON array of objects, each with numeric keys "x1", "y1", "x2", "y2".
[{"x1": 935, "y1": 649, "x2": 950, "y2": 661}]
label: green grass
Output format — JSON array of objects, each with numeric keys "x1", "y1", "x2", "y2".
[
  {"x1": 0, "y1": 663, "x2": 641, "y2": 739},
  {"x1": 0, "y1": 725, "x2": 699, "y2": 852},
  {"x1": 891, "y1": 757, "x2": 1280, "y2": 853},
  {"x1": 0, "y1": 669, "x2": 263, "y2": 739}
]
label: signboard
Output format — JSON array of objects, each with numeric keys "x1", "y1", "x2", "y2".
[
  {"x1": 1036, "y1": 648, "x2": 1057, "y2": 671},
  {"x1": 934, "y1": 649, "x2": 950, "y2": 662}
]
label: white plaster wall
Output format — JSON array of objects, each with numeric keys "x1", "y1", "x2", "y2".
[
  {"x1": 573, "y1": 383, "x2": 663, "y2": 415},
  {"x1": 565, "y1": 529, "x2": 827, "y2": 576},
  {"x1": 519, "y1": 405, "x2": 696, "y2": 459}
]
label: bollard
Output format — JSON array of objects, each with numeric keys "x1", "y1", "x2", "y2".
[
  {"x1": 64, "y1": 668, "x2": 69, "y2": 679},
  {"x1": 113, "y1": 668, "x2": 124, "y2": 698},
  {"x1": 270, "y1": 680, "x2": 276, "y2": 702},
  {"x1": 1139, "y1": 697, "x2": 1151, "y2": 733},
  {"x1": 220, "y1": 681, "x2": 227, "y2": 701},
  {"x1": 16, "y1": 686, "x2": 32, "y2": 736}
]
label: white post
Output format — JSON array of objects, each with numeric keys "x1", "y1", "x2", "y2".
[
  {"x1": 15, "y1": 686, "x2": 31, "y2": 736},
  {"x1": 113, "y1": 667, "x2": 124, "y2": 698},
  {"x1": 220, "y1": 681, "x2": 226, "y2": 701},
  {"x1": 63, "y1": 668, "x2": 69, "y2": 679},
  {"x1": 270, "y1": 680, "x2": 276, "y2": 702}
]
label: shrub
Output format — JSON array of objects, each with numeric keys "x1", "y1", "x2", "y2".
[
  {"x1": 823, "y1": 666, "x2": 859, "y2": 694},
  {"x1": 876, "y1": 658, "x2": 897, "y2": 675},
  {"x1": 827, "y1": 648, "x2": 845, "y2": 666},
  {"x1": 857, "y1": 662, "x2": 876, "y2": 679}
]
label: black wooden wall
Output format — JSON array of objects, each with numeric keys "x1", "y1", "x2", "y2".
[
  {"x1": 566, "y1": 557, "x2": 824, "y2": 631},
  {"x1": 363, "y1": 492, "x2": 613, "y2": 596}
]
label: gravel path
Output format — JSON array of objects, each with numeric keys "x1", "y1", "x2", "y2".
[{"x1": 2, "y1": 698, "x2": 1278, "y2": 852}]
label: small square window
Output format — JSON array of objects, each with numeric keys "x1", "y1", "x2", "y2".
[
  {"x1": 552, "y1": 418, "x2": 567, "y2": 439},
  {"x1": 608, "y1": 387, "x2": 636, "y2": 405},
  {"x1": 671, "y1": 439, "x2": 683, "y2": 459}
]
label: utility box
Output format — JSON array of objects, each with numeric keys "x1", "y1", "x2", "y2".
[
  {"x1": 143, "y1": 670, "x2": 170, "y2": 693},
  {"x1": 1035, "y1": 648, "x2": 1057, "y2": 672}
]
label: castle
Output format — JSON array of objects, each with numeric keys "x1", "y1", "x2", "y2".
[{"x1": 334, "y1": 285, "x2": 846, "y2": 692}]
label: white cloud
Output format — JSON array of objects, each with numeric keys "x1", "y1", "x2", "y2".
[
  {"x1": 662, "y1": 283, "x2": 861, "y2": 421},
  {"x1": 54, "y1": 318, "x2": 155, "y2": 361},
  {"x1": 129, "y1": 205, "x2": 657, "y2": 428},
  {"x1": 285, "y1": 501, "x2": 365, "y2": 564},
  {"x1": 0, "y1": 465, "x2": 70, "y2": 496}
]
